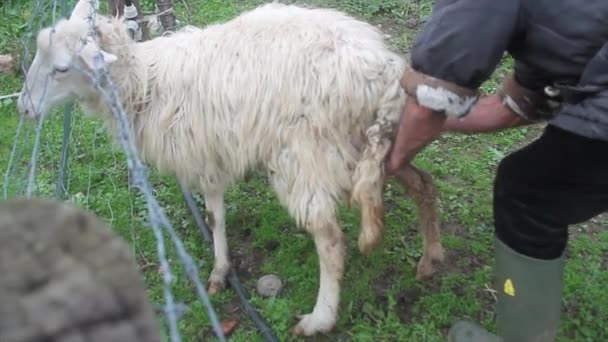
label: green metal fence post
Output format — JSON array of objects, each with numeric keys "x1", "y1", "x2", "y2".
[{"x1": 55, "y1": 0, "x2": 74, "y2": 199}]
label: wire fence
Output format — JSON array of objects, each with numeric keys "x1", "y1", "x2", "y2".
[{"x1": 1, "y1": 0, "x2": 279, "y2": 341}]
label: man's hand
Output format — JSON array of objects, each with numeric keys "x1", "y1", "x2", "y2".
[
  {"x1": 385, "y1": 98, "x2": 446, "y2": 176},
  {"x1": 442, "y1": 94, "x2": 529, "y2": 134}
]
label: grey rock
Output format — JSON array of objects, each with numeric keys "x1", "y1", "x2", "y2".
[
  {"x1": 0, "y1": 54, "x2": 14, "y2": 74},
  {"x1": 256, "y1": 274, "x2": 283, "y2": 298}
]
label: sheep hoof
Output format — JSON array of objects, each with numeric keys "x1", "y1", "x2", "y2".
[
  {"x1": 415, "y1": 243, "x2": 445, "y2": 281},
  {"x1": 291, "y1": 313, "x2": 335, "y2": 336},
  {"x1": 207, "y1": 282, "x2": 224, "y2": 295},
  {"x1": 207, "y1": 266, "x2": 229, "y2": 295},
  {"x1": 357, "y1": 230, "x2": 382, "y2": 255}
]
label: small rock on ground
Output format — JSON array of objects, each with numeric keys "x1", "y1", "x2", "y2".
[
  {"x1": 0, "y1": 55, "x2": 14, "y2": 74},
  {"x1": 256, "y1": 274, "x2": 283, "y2": 298}
]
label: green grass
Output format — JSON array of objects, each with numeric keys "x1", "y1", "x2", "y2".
[{"x1": 1, "y1": 0, "x2": 607, "y2": 341}]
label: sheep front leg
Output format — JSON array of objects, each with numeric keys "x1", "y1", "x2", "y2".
[
  {"x1": 394, "y1": 165, "x2": 445, "y2": 280},
  {"x1": 205, "y1": 191, "x2": 231, "y2": 295},
  {"x1": 292, "y1": 220, "x2": 345, "y2": 336}
]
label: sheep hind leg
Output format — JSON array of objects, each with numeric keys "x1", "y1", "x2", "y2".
[
  {"x1": 204, "y1": 191, "x2": 231, "y2": 295},
  {"x1": 395, "y1": 165, "x2": 445, "y2": 280},
  {"x1": 292, "y1": 216, "x2": 345, "y2": 336}
]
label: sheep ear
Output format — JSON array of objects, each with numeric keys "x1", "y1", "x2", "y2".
[
  {"x1": 79, "y1": 40, "x2": 117, "y2": 71},
  {"x1": 70, "y1": 0, "x2": 99, "y2": 20}
]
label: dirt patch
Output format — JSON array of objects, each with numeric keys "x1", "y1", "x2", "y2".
[
  {"x1": 219, "y1": 295, "x2": 245, "y2": 319},
  {"x1": 372, "y1": 10, "x2": 424, "y2": 55},
  {"x1": 263, "y1": 238, "x2": 280, "y2": 252},
  {"x1": 376, "y1": 12, "x2": 422, "y2": 35},
  {"x1": 434, "y1": 222, "x2": 488, "y2": 276},
  {"x1": 372, "y1": 270, "x2": 395, "y2": 302},
  {"x1": 370, "y1": 223, "x2": 485, "y2": 325},
  {"x1": 227, "y1": 226, "x2": 266, "y2": 282},
  {"x1": 300, "y1": 331, "x2": 352, "y2": 342},
  {"x1": 430, "y1": 248, "x2": 462, "y2": 276},
  {"x1": 569, "y1": 213, "x2": 608, "y2": 239},
  {"x1": 443, "y1": 222, "x2": 468, "y2": 236},
  {"x1": 370, "y1": 267, "x2": 405, "y2": 316},
  {"x1": 395, "y1": 287, "x2": 423, "y2": 323}
]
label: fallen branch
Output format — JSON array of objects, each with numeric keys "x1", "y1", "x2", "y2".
[{"x1": 0, "y1": 92, "x2": 21, "y2": 101}]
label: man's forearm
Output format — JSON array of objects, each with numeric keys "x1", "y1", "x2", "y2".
[
  {"x1": 443, "y1": 95, "x2": 531, "y2": 134},
  {"x1": 444, "y1": 114, "x2": 528, "y2": 134},
  {"x1": 389, "y1": 99, "x2": 446, "y2": 166}
]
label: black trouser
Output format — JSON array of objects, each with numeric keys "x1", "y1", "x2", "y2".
[{"x1": 494, "y1": 124, "x2": 608, "y2": 260}]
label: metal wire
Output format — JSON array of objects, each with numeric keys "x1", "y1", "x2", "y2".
[
  {"x1": 6, "y1": 0, "x2": 229, "y2": 340},
  {"x1": 4, "y1": 0, "x2": 291, "y2": 340},
  {"x1": 179, "y1": 184, "x2": 281, "y2": 342},
  {"x1": 76, "y1": 1, "x2": 226, "y2": 339}
]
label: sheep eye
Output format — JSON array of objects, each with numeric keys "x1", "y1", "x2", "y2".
[{"x1": 54, "y1": 66, "x2": 69, "y2": 73}]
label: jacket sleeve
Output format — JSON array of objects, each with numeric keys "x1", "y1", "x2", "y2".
[
  {"x1": 401, "y1": 0, "x2": 521, "y2": 117},
  {"x1": 496, "y1": 62, "x2": 564, "y2": 122},
  {"x1": 550, "y1": 41, "x2": 608, "y2": 135}
]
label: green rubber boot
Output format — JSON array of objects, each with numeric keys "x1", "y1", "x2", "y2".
[{"x1": 448, "y1": 237, "x2": 565, "y2": 342}]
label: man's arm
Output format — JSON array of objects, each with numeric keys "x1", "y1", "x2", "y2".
[
  {"x1": 441, "y1": 59, "x2": 574, "y2": 134},
  {"x1": 446, "y1": 40, "x2": 608, "y2": 136},
  {"x1": 386, "y1": 0, "x2": 522, "y2": 174},
  {"x1": 442, "y1": 94, "x2": 530, "y2": 134}
]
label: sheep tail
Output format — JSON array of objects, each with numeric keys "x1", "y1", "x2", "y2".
[{"x1": 350, "y1": 80, "x2": 404, "y2": 255}]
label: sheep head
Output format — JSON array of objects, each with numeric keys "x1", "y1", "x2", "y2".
[{"x1": 17, "y1": 0, "x2": 117, "y2": 119}]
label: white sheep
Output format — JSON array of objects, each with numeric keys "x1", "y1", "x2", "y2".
[{"x1": 17, "y1": 0, "x2": 445, "y2": 336}]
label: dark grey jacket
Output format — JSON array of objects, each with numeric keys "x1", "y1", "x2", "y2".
[{"x1": 409, "y1": 0, "x2": 608, "y2": 142}]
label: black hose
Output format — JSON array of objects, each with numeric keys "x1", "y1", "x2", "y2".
[{"x1": 178, "y1": 182, "x2": 280, "y2": 342}]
